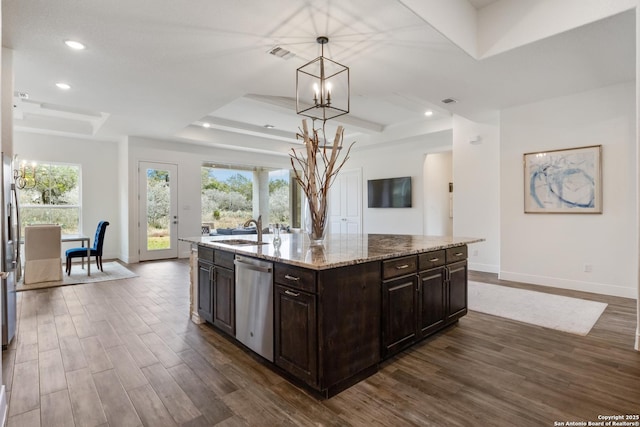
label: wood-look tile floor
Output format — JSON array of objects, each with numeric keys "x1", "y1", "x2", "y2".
[{"x1": 3, "y1": 261, "x2": 639, "y2": 426}]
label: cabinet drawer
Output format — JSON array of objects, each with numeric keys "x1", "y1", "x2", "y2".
[
  {"x1": 275, "y1": 264, "x2": 316, "y2": 293},
  {"x1": 382, "y1": 256, "x2": 417, "y2": 280},
  {"x1": 214, "y1": 250, "x2": 235, "y2": 269},
  {"x1": 418, "y1": 250, "x2": 445, "y2": 271},
  {"x1": 198, "y1": 245, "x2": 214, "y2": 262},
  {"x1": 446, "y1": 245, "x2": 467, "y2": 263}
]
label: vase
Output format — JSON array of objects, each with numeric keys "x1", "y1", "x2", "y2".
[{"x1": 305, "y1": 200, "x2": 328, "y2": 245}]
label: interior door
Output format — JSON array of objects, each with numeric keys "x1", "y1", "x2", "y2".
[
  {"x1": 328, "y1": 168, "x2": 362, "y2": 234},
  {"x1": 139, "y1": 162, "x2": 178, "y2": 261}
]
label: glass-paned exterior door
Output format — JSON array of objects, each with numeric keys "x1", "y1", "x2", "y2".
[{"x1": 139, "y1": 162, "x2": 178, "y2": 261}]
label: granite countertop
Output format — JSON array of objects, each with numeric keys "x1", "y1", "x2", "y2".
[{"x1": 181, "y1": 234, "x2": 484, "y2": 270}]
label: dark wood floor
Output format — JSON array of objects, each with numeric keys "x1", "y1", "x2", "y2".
[{"x1": 2, "y1": 260, "x2": 639, "y2": 426}]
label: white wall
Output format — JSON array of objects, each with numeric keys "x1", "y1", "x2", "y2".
[
  {"x1": 14, "y1": 132, "x2": 120, "y2": 260},
  {"x1": 500, "y1": 82, "x2": 637, "y2": 298},
  {"x1": 453, "y1": 115, "x2": 501, "y2": 273},
  {"x1": 424, "y1": 151, "x2": 453, "y2": 235},
  {"x1": 349, "y1": 131, "x2": 452, "y2": 234},
  {"x1": 126, "y1": 137, "x2": 290, "y2": 261}
]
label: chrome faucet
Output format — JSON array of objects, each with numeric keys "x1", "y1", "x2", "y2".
[{"x1": 244, "y1": 215, "x2": 263, "y2": 243}]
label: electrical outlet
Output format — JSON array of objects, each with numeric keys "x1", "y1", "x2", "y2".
[{"x1": 584, "y1": 264, "x2": 592, "y2": 273}]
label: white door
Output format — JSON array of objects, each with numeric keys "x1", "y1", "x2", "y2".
[
  {"x1": 329, "y1": 168, "x2": 362, "y2": 234},
  {"x1": 139, "y1": 162, "x2": 178, "y2": 261}
]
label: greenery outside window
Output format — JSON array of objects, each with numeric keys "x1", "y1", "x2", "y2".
[
  {"x1": 18, "y1": 161, "x2": 81, "y2": 235},
  {"x1": 201, "y1": 164, "x2": 291, "y2": 231}
]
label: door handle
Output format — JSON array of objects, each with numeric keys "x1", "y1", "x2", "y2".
[{"x1": 284, "y1": 290, "x2": 300, "y2": 297}]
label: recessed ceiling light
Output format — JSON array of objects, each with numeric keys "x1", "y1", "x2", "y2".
[
  {"x1": 424, "y1": 110, "x2": 433, "y2": 117},
  {"x1": 56, "y1": 82, "x2": 71, "y2": 90},
  {"x1": 202, "y1": 122, "x2": 211, "y2": 128},
  {"x1": 263, "y1": 124, "x2": 275, "y2": 129},
  {"x1": 64, "y1": 40, "x2": 86, "y2": 50}
]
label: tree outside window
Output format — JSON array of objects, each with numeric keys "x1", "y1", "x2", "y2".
[
  {"x1": 18, "y1": 161, "x2": 81, "y2": 235},
  {"x1": 201, "y1": 165, "x2": 290, "y2": 230}
]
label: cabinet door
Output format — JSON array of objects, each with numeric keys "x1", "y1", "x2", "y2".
[
  {"x1": 197, "y1": 260, "x2": 214, "y2": 323},
  {"x1": 274, "y1": 285, "x2": 317, "y2": 386},
  {"x1": 446, "y1": 260, "x2": 468, "y2": 322},
  {"x1": 213, "y1": 266, "x2": 235, "y2": 336},
  {"x1": 382, "y1": 275, "x2": 418, "y2": 357},
  {"x1": 418, "y1": 267, "x2": 446, "y2": 337}
]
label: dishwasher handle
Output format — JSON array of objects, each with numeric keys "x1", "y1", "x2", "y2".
[{"x1": 234, "y1": 258, "x2": 272, "y2": 274}]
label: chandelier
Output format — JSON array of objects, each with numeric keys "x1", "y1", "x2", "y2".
[
  {"x1": 296, "y1": 36, "x2": 349, "y2": 121},
  {"x1": 13, "y1": 158, "x2": 38, "y2": 190}
]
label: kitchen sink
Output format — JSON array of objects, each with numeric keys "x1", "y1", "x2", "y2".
[{"x1": 217, "y1": 239, "x2": 269, "y2": 246}]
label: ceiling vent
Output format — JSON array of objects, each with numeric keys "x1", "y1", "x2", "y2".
[
  {"x1": 441, "y1": 98, "x2": 458, "y2": 104},
  {"x1": 268, "y1": 46, "x2": 295, "y2": 60}
]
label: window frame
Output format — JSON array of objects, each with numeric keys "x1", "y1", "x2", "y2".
[{"x1": 17, "y1": 160, "x2": 82, "y2": 234}]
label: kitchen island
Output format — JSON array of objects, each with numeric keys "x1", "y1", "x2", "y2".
[{"x1": 182, "y1": 233, "x2": 482, "y2": 397}]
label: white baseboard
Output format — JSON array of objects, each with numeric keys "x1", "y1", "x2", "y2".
[
  {"x1": 468, "y1": 262, "x2": 499, "y2": 274},
  {"x1": 0, "y1": 385, "x2": 7, "y2": 427},
  {"x1": 499, "y1": 271, "x2": 637, "y2": 299}
]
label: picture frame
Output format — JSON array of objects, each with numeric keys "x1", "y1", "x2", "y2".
[{"x1": 523, "y1": 145, "x2": 602, "y2": 214}]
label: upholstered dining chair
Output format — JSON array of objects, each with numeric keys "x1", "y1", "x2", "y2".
[
  {"x1": 65, "y1": 221, "x2": 109, "y2": 275},
  {"x1": 24, "y1": 224, "x2": 63, "y2": 284}
]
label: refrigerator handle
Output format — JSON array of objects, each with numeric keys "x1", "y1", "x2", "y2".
[{"x1": 12, "y1": 183, "x2": 22, "y2": 282}]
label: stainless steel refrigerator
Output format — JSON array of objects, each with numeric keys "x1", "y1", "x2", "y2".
[{"x1": 1, "y1": 154, "x2": 19, "y2": 349}]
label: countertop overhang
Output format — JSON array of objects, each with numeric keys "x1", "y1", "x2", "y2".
[{"x1": 181, "y1": 234, "x2": 484, "y2": 270}]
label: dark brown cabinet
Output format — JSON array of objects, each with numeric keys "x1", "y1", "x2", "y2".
[
  {"x1": 213, "y1": 264, "x2": 235, "y2": 335},
  {"x1": 382, "y1": 274, "x2": 418, "y2": 357},
  {"x1": 445, "y1": 260, "x2": 467, "y2": 322},
  {"x1": 418, "y1": 266, "x2": 446, "y2": 337},
  {"x1": 197, "y1": 259, "x2": 214, "y2": 323},
  {"x1": 197, "y1": 247, "x2": 235, "y2": 336},
  {"x1": 274, "y1": 261, "x2": 381, "y2": 397},
  {"x1": 382, "y1": 246, "x2": 468, "y2": 359},
  {"x1": 212, "y1": 250, "x2": 235, "y2": 336},
  {"x1": 274, "y1": 284, "x2": 317, "y2": 386}
]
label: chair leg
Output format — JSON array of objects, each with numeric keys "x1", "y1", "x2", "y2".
[{"x1": 66, "y1": 257, "x2": 70, "y2": 275}]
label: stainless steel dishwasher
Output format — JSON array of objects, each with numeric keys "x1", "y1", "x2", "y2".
[{"x1": 234, "y1": 255, "x2": 274, "y2": 362}]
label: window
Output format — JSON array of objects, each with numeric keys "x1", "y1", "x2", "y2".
[
  {"x1": 18, "y1": 161, "x2": 81, "y2": 235},
  {"x1": 201, "y1": 163, "x2": 294, "y2": 231}
]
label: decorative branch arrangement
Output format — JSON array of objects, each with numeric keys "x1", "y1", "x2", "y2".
[{"x1": 290, "y1": 119, "x2": 355, "y2": 241}]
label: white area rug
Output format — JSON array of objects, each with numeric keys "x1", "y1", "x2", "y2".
[
  {"x1": 468, "y1": 281, "x2": 607, "y2": 336},
  {"x1": 17, "y1": 262, "x2": 137, "y2": 291}
]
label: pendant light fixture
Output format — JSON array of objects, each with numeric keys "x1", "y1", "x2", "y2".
[{"x1": 296, "y1": 36, "x2": 349, "y2": 121}]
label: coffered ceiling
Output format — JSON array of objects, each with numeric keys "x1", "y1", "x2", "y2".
[{"x1": 3, "y1": 1, "x2": 635, "y2": 154}]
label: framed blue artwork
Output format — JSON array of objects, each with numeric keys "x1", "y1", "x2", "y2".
[{"x1": 524, "y1": 145, "x2": 602, "y2": 214}]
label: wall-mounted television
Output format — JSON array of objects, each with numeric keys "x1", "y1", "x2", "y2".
[{"x1": 367, "y1": 176, "x2": 412, "y2": 208}]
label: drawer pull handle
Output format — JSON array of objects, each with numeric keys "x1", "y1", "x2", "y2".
[
  {"x1": 396, "y1": 264, "x2": 410, "y2": 270},
  {"x1": 454, "y1": 252, "x2": 463, "y2": 257},
  {"x1": 285, "y1": 290, "x2": 300, "y2": 297},
  {"x1": 284, "y1": 274, "x2": 300, "y2": 281},
  {"x1": 428, "y1": 258, "x2": 440, "y2": 262}
]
